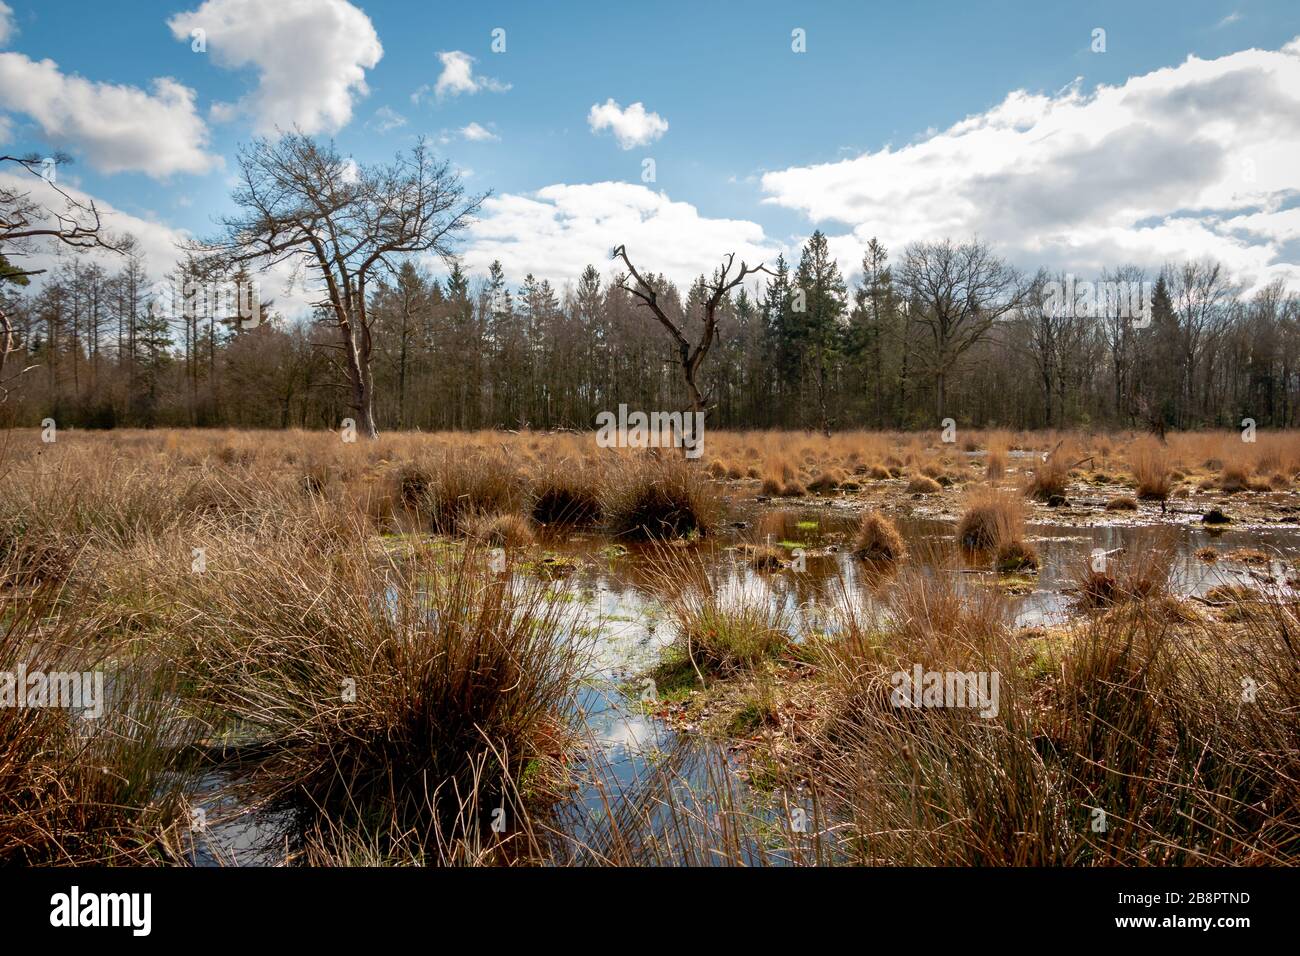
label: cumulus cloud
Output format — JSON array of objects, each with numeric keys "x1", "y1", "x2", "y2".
[
  {"x1": 0, "y1": 53, "x2": 218, "y2": 177},
  {"x1": 0, "y1": 2, "x2": 16, "y2": 47},
  {"x1": 0, "y1": 170, "x2": 324, "y2": 316},
  {"x1": 168, "y1": 0, "x2": 382, "y2": 135},
  {"x1": 587, "y1": 99, "x2": 668, "y2": 149},
  {"x1": 0, "y1": 169, "x2": 191, "y2": 281},
  {"x1": 412, "y1": 51, "x2": 510, "y2": 104},
  {"x1": 367, "y1": 105, "x2": 407, "y2": 133},
  {"x1": 460, "y1": 122, "x2": 498, "y2": 142},
  {"x1": 761, "y1": 38, "x2": 1300, "y2": 291},
  {"x1": 461, "y1": 182, "x2": 780, "y2": 289}
]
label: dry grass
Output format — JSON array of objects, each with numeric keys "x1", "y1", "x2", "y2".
[
  {"x1": 652, "y1": 554, "x2": 794, "y2": 680},
  {"x1": 810, "y1": 569, "x2": 1299, "y2": 864},
  {"x1": 603, "y1": 456, "x2": 721, "y2": 540},
  {"x1": 176, "y1": 539, "x2": 590, "y2": 860},
  {"x1": 995, "y1": 539, "x2": 1039, "y2": 573},
  {"x1": 3, "y1": 426, "x2": 1299, "y2": 867},
  {"x1": 957, "y1": 486, "x2": 1027, "y2": 551},
  {"x1": 1024, "y1": 444, "x2": 1073, "y2": 500},
  {"x1": 1074, "y1": 542, "x2": 1173, "y2": 609},
  {"x1": 408, "y1": 451, "x2": 525, "y2": 534},
  {"x1": 808, "y1": 469, "x2": 846, "y2": 493},
  {"x1": 744, "y1": 543, "x2": 787, "y2": 571},
  {"x1": 1219, "y1": 463, "x2": 1251, "y2": 493},
  {"x1": 529, "y1": 463, "x2": 603, "y2": 526},
  {"x1": 1, "y1": 571, "x2": 201, "y2": 864},
  {"x1": 852, "y1": 512, "x2": 906, "y2": 562},
  {"x1": 465, "y1": 511, "x2": 536, "y2": 547},
  {"x1": 985, "y1": 441, "x2": 1007, "y2": 480},
  {"x1": 1130, "y1": 438, "x2": 1173, "y2": 501}
]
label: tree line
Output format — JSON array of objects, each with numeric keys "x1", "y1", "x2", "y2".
[{"x1": 3, "y1": 137, "x2": 1299, "y2": 434}]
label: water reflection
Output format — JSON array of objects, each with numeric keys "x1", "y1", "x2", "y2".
[{"x1": 195, "y1": 504, "x2": 1300, "y2": 864}]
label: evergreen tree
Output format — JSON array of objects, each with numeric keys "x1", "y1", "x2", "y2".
[{"x1": 794, "y1": 231, "x2": 848, "y2": 433}]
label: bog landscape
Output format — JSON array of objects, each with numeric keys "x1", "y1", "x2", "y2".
[
  {"x1": 0, "y1": 1, "x2": 1298, "y2": 869},
  {"x1": 2, "y1": 425, "x2": 1299, "y2": 865}
]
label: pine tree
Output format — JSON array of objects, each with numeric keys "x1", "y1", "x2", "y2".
[
  {"x1": 794, "y1": 231, "x2": 848, "y2": 433},
  {"x1": 848, "y1": 237, "x2": 896, "y2": 427}
]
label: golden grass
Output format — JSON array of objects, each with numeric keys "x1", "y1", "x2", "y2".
[
  {"x1": 1129, "y1": 437, "x2": 1173, "y2": 501},
  {"x1": 3, "y1": 426, "x2": 1298, "y2": 866},
  {"x1": 852, "y1": 512, "x2": 906, "y2": 562},
  {"x1": 957, "y1": 485, "x2": 1027, "y2": 551},
  {"x1": 1024, "y1": 443, "x2": 1074, "y2": 500}
]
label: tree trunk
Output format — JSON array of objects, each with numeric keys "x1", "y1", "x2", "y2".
[{"x1": 341, "y1": 316, "x2": 379, "y2": 439}]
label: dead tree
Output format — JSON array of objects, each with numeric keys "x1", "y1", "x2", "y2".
[{"x1": 612, "y1": 244, "x2": 771, "y2": 420}]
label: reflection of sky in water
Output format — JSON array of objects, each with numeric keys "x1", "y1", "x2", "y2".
[
  {"x1": 559, "y1": 511, "x2": 1300, "y2": 642},
  {"x1": 196, "y1": 508, "x2": 1300, "y2": 863},
  {"x1": 189, "y1": 771, "x2": 287, "y2": 866}
]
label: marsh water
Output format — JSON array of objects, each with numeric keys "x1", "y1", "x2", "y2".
[{"x1": 190, "y1": 497, "x2": 1300, "y2": 864}]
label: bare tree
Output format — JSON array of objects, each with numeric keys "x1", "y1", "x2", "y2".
[
  {"x1": 897, "y1": 237, "x2": 1024, "y2": 421},
  {"x1": 1013, "y1": 270, "x2": 1060, "y2": 427},
  {"x1": 1097, "y1": 264, "x2": 1147, "y2": 422},
  {"x1": 1012, "y1": 270, "x2": 1092, "y2": 428},
  {"x1": 1172, "y1": 260, "x2": 1235, "y2": 425},
  {"x1": 199, "y1": 131, "x2": 483, "y2": 438},
  {"x1": 0, "y1": 154, "x2": 118, "y2": 398},
  {"x1": 612, "y1": 245, "x2": 771, "y2": 420}
]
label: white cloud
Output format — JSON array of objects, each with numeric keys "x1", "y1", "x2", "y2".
[
  {"x1": 368, "y1": 105, "x2": 407, "y2": 133},
  {"x1": 1216, "y1": 12, "x2": 1243, "y2": 29},
  {"x1": 0, "y1": 2, "x2": 16, "y2": 47},
  {"x1": 460, "y1": 122, "x2": 498, "y2": 142},
  {"x1": 0, "y1": 171, "x2": 334, "y2": 319},
  {"x1": 461, "y1": 182, "x2": 781, "y2": 289},
  {"x1": 0, "y1": 171, "x2": 328, "y2": 319},
  {"x1": 168, "y1": 0, "x2": 382, "y2": 135},
  {"x1": 0, "y1": 53, "x2": 218, "y2": 178},
  {"x1": 0, "y1": 169, "x2": 191, "y2": 283},
  {"x1": 587, "y1": 99, "x2": 668, "y2": 150},
  {"x1": 760, "y1": 38, "x2": 1300, "y2": 292},
  {"x1": 413, "y1": 51, "x2": 510, "y2": 104}
]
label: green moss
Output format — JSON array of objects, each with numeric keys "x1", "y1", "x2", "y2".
[
  {"x1": 522, "y1": 552, "x2": 582, "y2": 577},
  {"x1": 727, "y1": 690, "x2": 779, "y2": 736},
  {"x1": 518, "y1": 758, "x2": 546, "y2": 798},
  {"x1": 743, "y1": 752, "x2": 785, "y2": 792},
  {"x1": 1020, "y1": 628, "x2": 1074, "y2": 681},
  {"x1": 626, "y1": 650, "x2": 701, "y2": 711}
]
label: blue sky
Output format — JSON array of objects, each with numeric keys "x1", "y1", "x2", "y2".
[{"x1": 3, "y1": 0, "x2": 1300, "y2": 304}]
